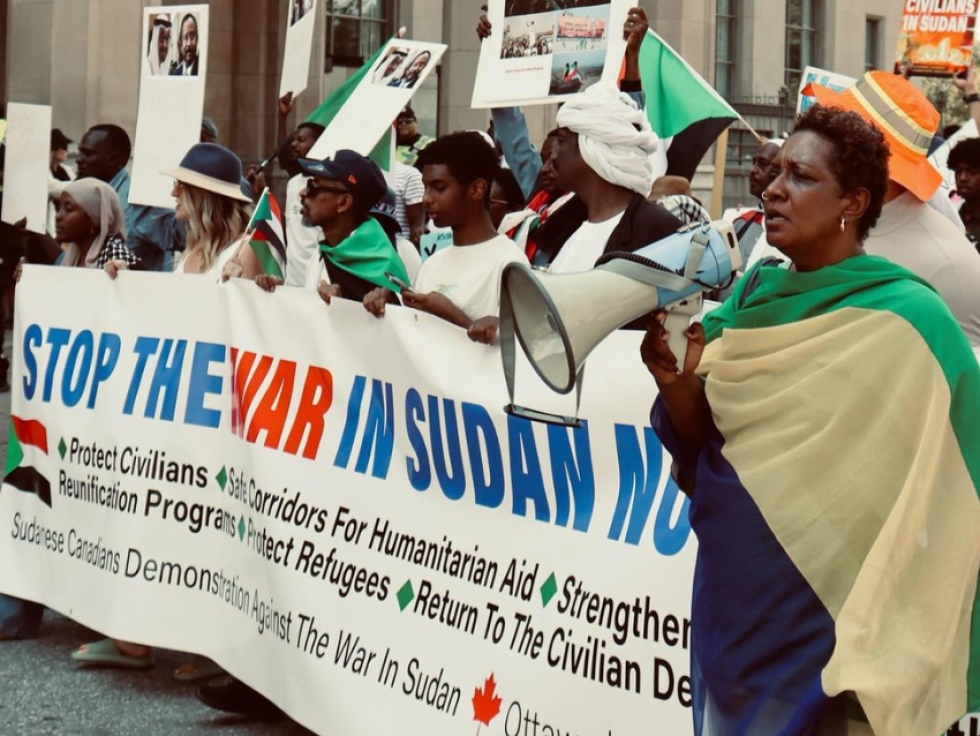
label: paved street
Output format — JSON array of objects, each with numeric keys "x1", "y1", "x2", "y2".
[{"x1": 0, "y1": 368, "x2": 316, "y2": 736}]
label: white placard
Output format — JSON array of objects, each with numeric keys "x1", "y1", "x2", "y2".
[
  {"x1": 1, "y1": 103, "x2": 52, "y2": 230},
  {"x1": 129, "y1": 5, "x2": 209, "y2": 208},
  {"x1": 307, "y1": 38, "x2": 447, "y2": 160},
  {"x1": 279, "y1": 0, "x2": 318, "y2": 98},
  {"x1": 471, "y1": 0, "x2": 631, "y2": 109}
]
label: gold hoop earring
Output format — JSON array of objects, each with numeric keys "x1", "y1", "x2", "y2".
[{"x1": 840, "y1": 215, "x2": 846, "y2": 233}]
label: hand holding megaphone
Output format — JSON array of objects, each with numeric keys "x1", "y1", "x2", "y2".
[{"x1": 641, "y1": 312, "x2": 705, "y2": 386}]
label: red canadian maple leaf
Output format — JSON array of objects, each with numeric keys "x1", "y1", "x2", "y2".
[{"x1": 472, "y1": 673, "x2": 502, "y2": 730}]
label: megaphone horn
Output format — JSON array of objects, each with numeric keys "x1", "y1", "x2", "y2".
[{"x1": 499, "y1": 221, "x2": 741, "y2": 424}]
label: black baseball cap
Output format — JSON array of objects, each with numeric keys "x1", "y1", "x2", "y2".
[{"x1": 297, "y1": 149, "x2": 387, "y2": 211}]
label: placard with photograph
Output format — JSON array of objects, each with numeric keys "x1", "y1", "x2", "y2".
[
  {"x1": 307, "y1": 38, "x2": 446, "y2": 160},
  {"x1": 129, "y1": 4, "x2": 209, "y2": 208},
  {"x1": 472, "y1": 0, "x2": 631, "y2": 108},
  {"x1": 280, "y1": 0, "x2": 318, "y2": 98},
  {"x1": 1, "y1": 103, "x2": 52, "y2": 231},
  {"x1": 894, "y1": 0, "x2": 976, "y2": 78},
  {"x1": 796, "y1": 66, "x2": 856, "y2": 114}
]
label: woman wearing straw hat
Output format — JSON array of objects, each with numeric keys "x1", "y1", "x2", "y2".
[{"x1": 164, "y1": 142, "x2": 259, "y2": 279}]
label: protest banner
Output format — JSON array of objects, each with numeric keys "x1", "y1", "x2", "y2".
[
  {"x1": 0, "y1": 103, "x2": 51, "y2": 231},
  {"x1": 280, "y1": 0, "x2": 319, "y2": 98},
  {"x1": 796, "y1": 66, "x2": 856, "y2": 114},
  {"x1": 307, "y1": 38, "x2": 446, "y2": 160},
  {"x1": 894, "y1": 0, "x2": 976, "y2": 77},
  {"x1": 0, "y1": 267, "x2": 696, "y2": 735},
  {"x1": 471, "y1": 0, "x2": 632, "y2": 108},
  {"x1": 129, "y1": 5, "x2": 209, "y2": 208}
]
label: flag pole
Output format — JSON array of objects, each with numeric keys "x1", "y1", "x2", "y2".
[{"x1": 710, "y1": 128, "x2": 729, "y2": 220}]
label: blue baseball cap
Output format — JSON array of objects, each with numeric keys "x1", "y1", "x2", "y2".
[{"x1": 297, "y1": 150, "x2": 387, "y2": 211}]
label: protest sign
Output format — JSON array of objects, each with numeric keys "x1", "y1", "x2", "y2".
[
  {"x1": 1, "y1": 103, "x2": 52, "y2": 231},
  {"x1": 894, "y1": 0, "x2": 976, "y2": 77},
  {"x1": 419, "y1": 227, "x2": 453, "y2": 262},
  {"x1": 796, "y1": 66, "x2": 856, "y2": 114},
  {"x1": 129, "y1": 5, "x2": 209, "y2": 208},
  {"x1": 307, "y1": 38, "x2": 446, "y2": 160},
  {"x1": 472, "y1": 0, "x2": 632, "y2": 108},
  {"x1": 280, "y1": 0, "x2": 318, "y2": 98},
  {"x1": 0, "y1": 267, "x2": 696, "y2": 736}
]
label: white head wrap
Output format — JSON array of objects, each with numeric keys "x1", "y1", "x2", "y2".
[
  {"x1": 555, "y1": 83, "x2": 659, "y2": 196},
  {"x1": 61, "y1": 179, "x2": 127, "y2": 268}
]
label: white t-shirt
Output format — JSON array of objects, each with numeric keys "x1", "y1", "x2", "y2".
[
  {"x1": 865, "y1": 191, "x2": 980, "y2": 346},
  {"x1": 547, "y1": 211, "x2": 624, "y2": 274},
  {"x1": 412, "y1": 234, "x2": 528, "y2": 321},
  {"x1": 285, "y1": 174, "x2": 324, "y2": 287},
  {"x1": 174, "y1": 242, "x2": 239, "y2": 281}
]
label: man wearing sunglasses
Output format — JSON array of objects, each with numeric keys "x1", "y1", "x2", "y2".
[
  {"x1": 295, "y1": 150, "x2": 410, "y2": 303},
  {"x1": 395, "y1": 105, "x2": 434, "y2": 167}
]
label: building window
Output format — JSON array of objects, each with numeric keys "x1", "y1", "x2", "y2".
[
  {"x1": 325, "y1": 0, "x2": 394, "y2": 69},
  {"x1": 715, "y1": 0, "x2": 738, "y2": 100},
  {"x1": 865, "y1": 16, "x2": 881, "y2": 71},
  {"x1": 784, "y1": 0, "x2": 821, "y2": 93}
]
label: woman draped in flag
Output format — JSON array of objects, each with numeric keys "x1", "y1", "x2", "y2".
[{"x1": 642, "y1": 104, "x2": 980, "y2": 736}]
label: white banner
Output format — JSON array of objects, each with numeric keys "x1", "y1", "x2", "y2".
[
  {"x1": 129, "y1": 5, "x2": 209, "y2": 208},
  {"x1": 308, "y1": 38, "x2": 446, "y2": 161},
  {"x1": 472, "y1": 0, "x2": 631, "y2": 109},
  {"x1": 1, "y1": 267, "x2": 697, "y2": 735},
  {"x1": 279, "y1": 0, "x2": 318, "y2": 99},
  {"x1": 1, "y1": 103, "x2": 52, "y2": 230}
]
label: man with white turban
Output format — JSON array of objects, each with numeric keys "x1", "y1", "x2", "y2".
[{"x1": 534, "y1": 83, "x2": 682, "y2": 273}]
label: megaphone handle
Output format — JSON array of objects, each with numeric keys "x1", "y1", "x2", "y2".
[{"x1": 663, "y1": 298, "x2": 702, "y2": 373}]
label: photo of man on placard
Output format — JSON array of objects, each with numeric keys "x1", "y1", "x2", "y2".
[
  {"x1": 388, "y1": 50, "x2": 432, "y2": 89},
  {"x1": 170, "y1": 13, "x2": 200, "y2": 76},
  {"x1": 143, "y1": 14, "x2": 174, "y2": 76},
  {"x1": 291, "y1": 0, "x2": 314, "y2": 26}
]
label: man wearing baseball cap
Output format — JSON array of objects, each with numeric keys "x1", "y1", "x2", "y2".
[
  {"x1": 813, "y1": 71, "x2": 980, "y2": 346},
  {"x1": 294, "y1": 149, "x2": 409, "y2": 302}
]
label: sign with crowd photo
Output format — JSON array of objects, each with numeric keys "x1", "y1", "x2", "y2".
[
  {"x1": 894, "y1": 0, "x2": 977, "y2": 77},
  {"x1": 307, "y1": 38, "x2": 446, "y2": 160},
  {"x1": 0, "y1": 103, "x2": 52, "y2": 232},
  {"x1": 0, "y1": 267, "x2": 698, "y2": 736},
  {"x1": 471, "y1": 0, "x2": 632, "y2": 108},
  {"x1": 129, "y1": 4, "x2": 209, "y2": 208},
  {"x1": 279, "y1": 0, "x2": 318, "y2": 98}
]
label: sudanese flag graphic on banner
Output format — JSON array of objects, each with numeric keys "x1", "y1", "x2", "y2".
[{"x1": 3, "y1": 416, "x2": 51, "y2": 507}]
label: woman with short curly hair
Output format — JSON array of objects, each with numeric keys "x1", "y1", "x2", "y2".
[{"x1": 642, "y1": 104, "x2": 980, "y2": 735}]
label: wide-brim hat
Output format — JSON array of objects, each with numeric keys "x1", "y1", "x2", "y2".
[
  {"x1": 812, "y1": 71, "x2": 942, "y2": 202},
  {"x1": 162, "y1": 142, "x2": 251, "y2": 203}
]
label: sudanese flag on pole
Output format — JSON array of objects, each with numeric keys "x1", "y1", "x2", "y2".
[{"x1": 638, "y1": 29, "x2": 739, "y2": 181}]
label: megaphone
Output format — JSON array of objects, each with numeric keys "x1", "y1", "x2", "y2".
[{"x1": 499, "y1": 220, "x2": 741, "y2": 425}]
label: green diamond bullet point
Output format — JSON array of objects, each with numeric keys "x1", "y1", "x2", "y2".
[
  {"x1": 397, "y1": 580, "x2": 415, "y2": 611},
  {"x1": 216, "y1": 466, "x2": 228, "y2": 490},
  {"x1": 237, "y1": 517, "x2": 246, "y2": 541},
  {"x1": 58, "y1": 437, "x2": 67, "y2": 460},
  {"x1": 540, "y1": 573, "x2": 558, "y2": 607}
]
